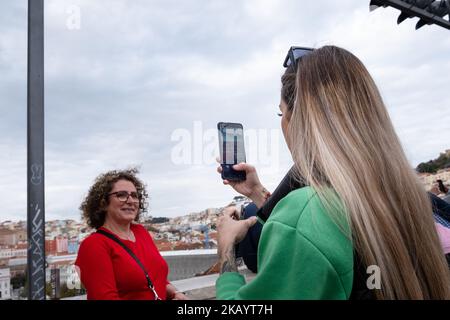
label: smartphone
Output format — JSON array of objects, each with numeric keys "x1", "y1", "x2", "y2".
[{"x1": 217, "y1": 122, "x2": 246, "y2": 181}]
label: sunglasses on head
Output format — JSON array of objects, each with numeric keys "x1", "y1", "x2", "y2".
[{"x1": 283, "y1": 46, "x2": 314, "y2": 69}]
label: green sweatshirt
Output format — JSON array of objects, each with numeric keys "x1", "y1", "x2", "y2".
[{"x1": 216, "y1": 186, "x2": 354, "y2": 300}]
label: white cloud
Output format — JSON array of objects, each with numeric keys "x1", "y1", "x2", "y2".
[
  {"x1": 0, "y1": 139, "x2": 26, "y2": 221},
  {"x1": 1, "y1": 0, "x2": 449, "y2": 221}
]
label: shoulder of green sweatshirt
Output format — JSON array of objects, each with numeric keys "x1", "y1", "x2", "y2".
[{"x1": 216, "y1": 186, "x2": 354, "y2": 300}]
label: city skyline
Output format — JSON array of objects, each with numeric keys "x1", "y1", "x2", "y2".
[{"x1": 1, "y1": 0, "x2": 450, "y2": 222}]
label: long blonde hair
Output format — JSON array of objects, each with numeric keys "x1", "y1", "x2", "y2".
[{"x1": 282, "y1": 45, "x2": 450, "y2": 299}]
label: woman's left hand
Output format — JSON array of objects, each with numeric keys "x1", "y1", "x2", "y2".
[
  {"x1": 217, "y1": 206, "x2": 258, "y2": 258},
  {"x1": 172, "y1": 292, "x2": 189, "y2": 300},
  {"x1": 166, "y1": 283, "x2": 189, "y2": 300}
]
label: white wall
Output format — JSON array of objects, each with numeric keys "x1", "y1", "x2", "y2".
[{"x1": 0, "y1": 268, "x2": 11, "y2": 300}]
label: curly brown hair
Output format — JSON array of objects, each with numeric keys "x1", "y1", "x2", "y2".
[{"x1": 80, "y1": 168, "x2": 149, "y2": 229}]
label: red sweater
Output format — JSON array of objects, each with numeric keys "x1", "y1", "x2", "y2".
[{"x1": 75, "y1": 223, "x2": 169, "y2": 300}]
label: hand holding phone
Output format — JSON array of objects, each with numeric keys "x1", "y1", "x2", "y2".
[
  {"x1": 217, "y1": 122, "x2": 246, "y2": 181},
  {"x1": 217, "y1": 122, "x2": 270, "y2": 208}
]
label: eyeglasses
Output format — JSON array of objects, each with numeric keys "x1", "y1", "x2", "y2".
[
  {"x1": 283, "y1": 46, "x2": 314, "y2": 69},
  {"x1": 108, "y1": 191, "x2": 140, "y2": 203}
]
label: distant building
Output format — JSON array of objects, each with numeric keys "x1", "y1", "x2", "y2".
[
  {"x1": 172, "y1": 242, "x2": 204, "y2": 251},
  {"x1": 0, "y1": 268, "x2": 11, "y2": 300},
  {"x1": 67, "y1": 240, "x2": 79, "y2": 254},
  {"x1": 0, "y1": 229, "x2": 26, "y2": 246},
  {"x1": 0, "y1": 248, "x2": 27, "y2": 259},
  {"x1": 46, "y1": 239, "x2": 57, "y2": 255},
  {"x1": 154, "y1": 240, "x2": 173, "y2": 251},
  {"x1": 56, "y1": 236, "x2": 68, "y2": 254},
  {"x1": 0, "y1": 249, "x2": 13, "y2": 259},
  {"x1": 205, "y1": 208, "x2": 219, "y2": 216}
]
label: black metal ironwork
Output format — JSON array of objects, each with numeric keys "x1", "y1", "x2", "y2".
[
  {"x1": 370, "y1": 0, "x2": 450, "y2": 30},
  {"x1": 27, "y1": 0, "x2": 46, "y2": 300}
]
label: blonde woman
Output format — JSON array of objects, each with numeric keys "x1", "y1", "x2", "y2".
[{"x1": 215, "y1": 45, "x2": 450, "y2": 299}]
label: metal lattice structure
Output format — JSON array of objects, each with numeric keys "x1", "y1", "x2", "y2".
[{"x1": 370, "y1": 0, "x2": 450, "y2": 30}]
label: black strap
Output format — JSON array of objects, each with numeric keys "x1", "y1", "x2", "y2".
[
  {"x1": 256, "y1": 166, "x2": 304, "y2": 222},
  {"x1": 96, "y1": 229, "x2": 160, "y2": 300}
]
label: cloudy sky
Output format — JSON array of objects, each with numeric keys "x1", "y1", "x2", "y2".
[{"x1": 1, "y1": 0, "x2": 449, "y2": 222}]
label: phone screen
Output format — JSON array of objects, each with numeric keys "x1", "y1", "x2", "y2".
[{"x1": 218, "y1": 122, "x2": 246, "y2": 181}]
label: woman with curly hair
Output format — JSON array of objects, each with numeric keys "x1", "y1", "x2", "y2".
[{"x1": 75, "y1": 168, "x2": 187, "y2": 300}]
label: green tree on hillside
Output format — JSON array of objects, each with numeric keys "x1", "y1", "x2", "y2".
[{"x1": 416, "y1": 152, "x2": 450, "y2": 173}]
